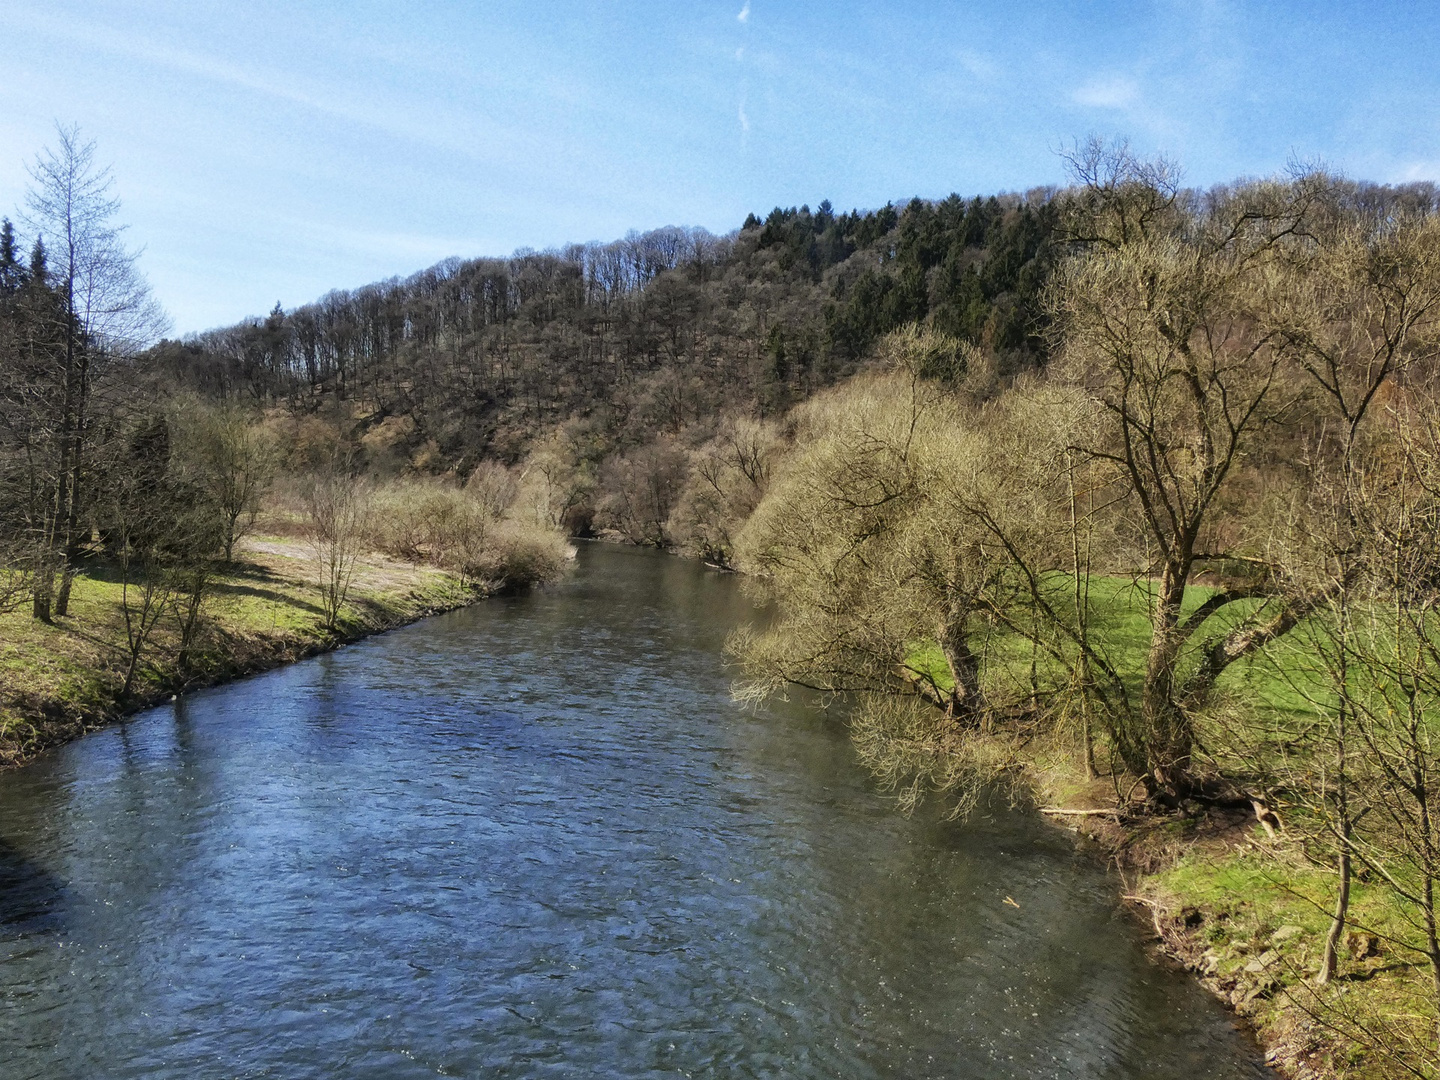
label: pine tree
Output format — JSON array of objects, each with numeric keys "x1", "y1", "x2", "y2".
[
  {"x1": 27, "y1": 236, "x2": 46, "y2": 286},
  {"x1": 0, "y1": 219, "x2": 26, "y2": 296}
]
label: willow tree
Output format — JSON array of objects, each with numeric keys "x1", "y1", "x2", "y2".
[
  {"x1": 667, "y1": 416, "x2": 782, "y2": 567},
  {"x1": 1269, "y1": 209, "x2": 1440, "y2": 991},
  {"x1": 730, "y1": 329, "x2": 1075, "y2": 811}
]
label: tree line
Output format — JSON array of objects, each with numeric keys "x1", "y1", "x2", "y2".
[
  {"x1": 0, "y1": 126, "x2": 169, "y2": 623},
  {"x1": 147, "y1": 184, "x2": 1057, "y2": 474}
]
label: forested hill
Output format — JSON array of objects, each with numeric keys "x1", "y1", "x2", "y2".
[{"x1": 146, "y1": 192, "x2": 1058, "y2": 467}]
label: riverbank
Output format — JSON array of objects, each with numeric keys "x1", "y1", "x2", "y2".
[
  {"x1": 867, "y1": 574, "x2": 1428, "y2": 1079},
  {"x1": 1027, "y1": 762, "x2": 1422, "y2": 1080},
  {"x1": 0, "y1": 535, "x2": 478, "y2": 769}
]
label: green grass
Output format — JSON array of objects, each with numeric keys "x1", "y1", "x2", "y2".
[
  {"x1": 910, "y1": 574, "x2": 1316, "y2": 696},
  {"x1": 0, "y1": 534, "x2": 472, "y2": 764},
  {"x1": 1152, "y1": 844, "x2": 1433, "y2": 1077},
  {"x1": 902, "y1": 575, "x2": 1438, "y2": 1075}
]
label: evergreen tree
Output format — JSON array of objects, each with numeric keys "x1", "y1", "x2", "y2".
[
  {"x1": 27, "y1": 236, "x2": 46, "y2": 286},
  {"x1": 0, "y1": 219, "x2": 25, "y2": 296}
]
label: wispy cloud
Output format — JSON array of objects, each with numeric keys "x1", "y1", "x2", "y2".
[
  {"x1": 737, "y1": 2, "x2": 751, "y2": 24},
  {"x1": 4, "y1": 5, "x2": 549, "y2": 172},
  {"x1": 1399, "y1": 160, "x2": 1440, "y2": 182},
  {"x1": 956, "y1": 50, "x2": 998, "y2": 82},
  {"x1": 1071, "y1": 75, "x2": 1140, "y2": 110},
  {"x1": 278, "y1": 214, "x2": 482, "y2": 264},
  {"x1": 738, "y1": 98, "x2": 750, "y2": 133}
]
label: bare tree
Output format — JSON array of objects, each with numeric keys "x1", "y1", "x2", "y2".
[
  {"x1": 303, "y1": 467, "x2": 371, "y2": 630},
  {"x1": 174, "y1": 399, "x2": 276, "y2": 562},
  {"x1": 465, "y1": 460, "x2": 519, "y2": 521},
  {"x1": 94, "y1": 413, "x2": 200, "y2": 698},
  {"x1": 22, "y1": 124, "x2": 168, "y2": 618},
  {"x1": 1344, "y1": 411, "x2": 1440, "y2": 1057},
  {"x1": 1262, "y1": 209, "x2": 1440, "y2": 984},
  {"x1": 668, "y1": 416, "x2": 782, "y2": 566},
  {"x1": 516, "y1": 427, "x2": 594, "y2": 533},
  {"x1": 1050, "y1": 141, "x2": 1331, "y2": 798},
  {"x1": 595, "y1": 439, "x2": 690, "y2": 546}
]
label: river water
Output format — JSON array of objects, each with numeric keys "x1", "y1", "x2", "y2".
[{"x1": 0, "y1": 543, "x2": 1270, "y2": 1079}]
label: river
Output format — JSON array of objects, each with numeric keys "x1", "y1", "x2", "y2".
[{"x1": 0, "y1": 543, "x2": 1270, "y2": 1079}]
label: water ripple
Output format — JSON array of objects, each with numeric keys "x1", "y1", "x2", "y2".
[{"x1": 0, "y1": 544, "x2": 1270, "y2": 1079}]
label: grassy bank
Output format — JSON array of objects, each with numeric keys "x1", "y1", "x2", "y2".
[
  {"x1": 0, "y1": 534, "x2": 476, "y2": 768},
  {"x1": 1028, "y1": 766, "x2": 1421, "y2": 1079},
  {"x1": 899, "y1": 576, "x2": 1429, "y2": 1078}
]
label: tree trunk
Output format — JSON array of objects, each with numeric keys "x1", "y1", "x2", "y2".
[
  {"x1": 1420, "y1": 778, "x2": 1440, "y2": 1054},
  {"x1": 1069, "y1": 458, "x2": 1097, "y2": 780},
  {"x1": 1427, "y1": 887, "x2": 1440, "y2": 1057},
  {"x1": 54, "y1": 554, "x2": 76, "y2": 615},
  {"x1": 31, "y1": 542, "x2": 54, "y2": 623},
  {"x1": 1081, "y1": 705, "x2": 1097, "y2": 781},
  {"x1": 175, "y1": 568, "x2": 208, "y2": 674},
  {"x1": 1317, "y1": 847, "x2": 1350, "y2": 985},
  {"x1": 1142, "y1": 562, "x2": 1193, "y2": 796},
  {"x1": 1319, "y1": 685, "x2": 1353, "y2": 987},
  {"x1": 50, "y1": 276, "x2": 78, "y2": 618},
  {"x1": 53, "y1": 348, "x2": 89, "y2": 617},
  {"x1": 937, "y1": 604, "x2": 984, "y2": 725}
]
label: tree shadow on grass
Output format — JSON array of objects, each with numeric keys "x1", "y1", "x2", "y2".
[
  {"x1": 65, "y1": 556, "x2": 421, "y2": 631},
  {"x1": 219, "y1": 557, "x2": 293, "y2": 585},
  {"x1": 341, "y1": 593, "x2": 408, "y2": 630},
  {"x1": 205, "y1": 579, "x2": 328, "y2": 619},
  {"x1": 67, "y1": 558, "x2": 329, "y2": 622},
  {"x1": 75, "y1": 552, "x2": 290, "y2": 587}
]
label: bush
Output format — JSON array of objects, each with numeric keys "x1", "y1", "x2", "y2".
[
  {"x1": 366, "y1": 474, "x2": 570, "y2": 591},
  {"x1": 461, "y1": 521, "x2": 572, "y2": 592}
]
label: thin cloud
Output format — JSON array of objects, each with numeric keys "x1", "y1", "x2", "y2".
[
  {"x1": 1399, "y1": 160, "x2": 1440, "y2": 182},
  {"x1": 280, "y1": 215, "x2": 483, "y2": 264},
  {"x1": 956, "y1": 49, "x2": 998, "y2": 82},
  {"x1": 737, "y1": 3, "x2": 751, "y2": 24},
  {"x1": 1071, "y1": 75, "x2": 1140, "y2": 110},
  {"x1": 738, "y1": 100, "x2": 750, "y2": 133},
  {"x1": 5, "y1": 5, "x2": 549, "y2": 172}
]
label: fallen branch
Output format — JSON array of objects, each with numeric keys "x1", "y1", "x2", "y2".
[
  {"x1": 1038, "y1": 806, "x2": 1118, "y2": 817},
  {"x1": 1122, "y1": 894, "x2": 1166, "y2": 939}
]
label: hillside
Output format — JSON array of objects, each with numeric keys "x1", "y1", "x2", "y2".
[{"x1": 146, "y1": 194, "x2": 1058, "y2": 483}]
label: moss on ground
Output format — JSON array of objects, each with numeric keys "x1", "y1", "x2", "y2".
[{"x1": 0, "y1": 534, "x2": 475, "y2": 767}]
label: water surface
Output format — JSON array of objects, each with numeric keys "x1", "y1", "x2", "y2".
[{"x1": 0, "y1": 544, "x2": 1269, "y2": 1078}]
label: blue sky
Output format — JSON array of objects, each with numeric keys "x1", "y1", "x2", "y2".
[{"x1": 2, "y1": 1, "x2": 1438, "y2": 335}]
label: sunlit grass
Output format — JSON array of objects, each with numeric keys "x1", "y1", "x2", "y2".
[
  {"x1": 0, "y1": 534, "x2": 467, "y2": 763},
  {"x1": 901, "y1": 573, "x2": 1432, "y2": 1072},
  {"x1": 907, "y1": 574, "x2": 1321, "y2": 724}
]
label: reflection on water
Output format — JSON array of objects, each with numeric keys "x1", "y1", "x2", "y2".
[{"x1": 0, "y1": 544, "x2": 1270, "y2": 1079}]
